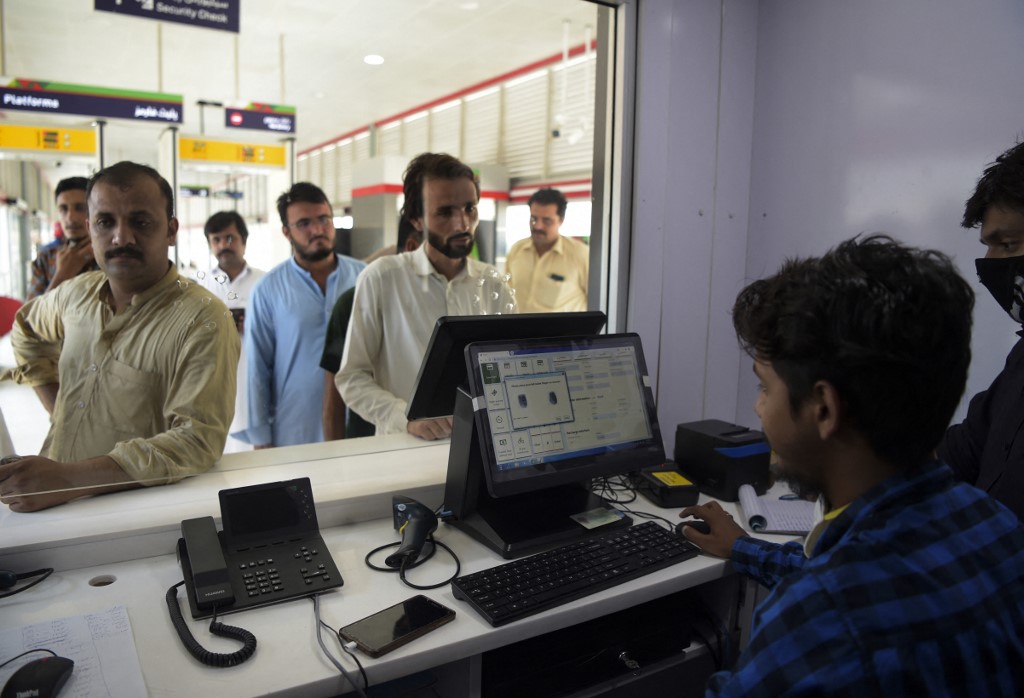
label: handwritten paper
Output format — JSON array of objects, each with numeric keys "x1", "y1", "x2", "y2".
[{"x1": 0, "y1": 605, "x2": 147, "y2": 697}]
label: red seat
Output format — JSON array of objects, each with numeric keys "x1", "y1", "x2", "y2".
[{"x1": 0, "y1": 296, "x2": 23, "y2": 337}]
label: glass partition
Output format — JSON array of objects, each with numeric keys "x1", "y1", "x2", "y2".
[{"x1": 0, "y1": 0, "x2": 624, "y2": 519}]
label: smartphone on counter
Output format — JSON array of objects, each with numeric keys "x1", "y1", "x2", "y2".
[{"x1": 339, "y1": 595, "x2": 455, "y2": 658}]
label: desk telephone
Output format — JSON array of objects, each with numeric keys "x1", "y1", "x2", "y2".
[{"x1": 176, "y1": 477, "x2": 344, "y2": 619}]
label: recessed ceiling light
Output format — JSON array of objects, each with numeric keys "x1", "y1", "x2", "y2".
[
  {"x1": 460, "y1": 2, "x2": 480, "y2": 9},
  {"x1": 363, "y1": 54, "x2": 385, "y2": 66}
]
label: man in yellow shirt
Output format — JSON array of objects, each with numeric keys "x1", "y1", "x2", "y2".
[
  {"x1": 0, "y1": 162, "x2": 239, "y2": 512},
  {"x1": 505, "y1": 188, "x2": 589, "y2": 313}
]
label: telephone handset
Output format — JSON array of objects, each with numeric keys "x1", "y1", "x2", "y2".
[{"x1": 178, "y1": 517, "x2": 233, "y2": 609}]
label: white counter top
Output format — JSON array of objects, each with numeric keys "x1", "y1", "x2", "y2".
[{"x1": 0, "y1": 435, "x2": 449, "y2": 572}]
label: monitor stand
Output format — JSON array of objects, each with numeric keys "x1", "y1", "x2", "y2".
[{"x1": 443, "y1": 387, "x2": 631, "y2": 559}]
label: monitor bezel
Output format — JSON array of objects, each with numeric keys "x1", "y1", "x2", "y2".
[
  {"x1": 405, "y1": 311, "x2": 607, "y2": 421},
  {"x1": 464, "y1": 333, "x2": 665, "y2": 499}
]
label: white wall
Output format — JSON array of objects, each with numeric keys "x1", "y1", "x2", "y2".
[
  {"x1": 630, "y1": 0, "x2": 1024, "y2": 451},
  {"x1": 630, "y1": 0, "x2": 759, "y2": 450}
]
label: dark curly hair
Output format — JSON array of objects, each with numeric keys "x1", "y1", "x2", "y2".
[
  {"x1": 276, "y1": 181, "x2": 330, "y2": 227},
  {"x1": 400, "y1": 153, "x2": 479, "y2": 223},
  {"x1": 962, "y1": 141, "x2": 1024, "y2": 229},
  {"x1": 732, "y1": 234, "x2": 974, "y2": 468}
]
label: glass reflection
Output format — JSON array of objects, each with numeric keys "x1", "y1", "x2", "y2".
[{"x1": 0, "y1": 0, "x2": 604, "y2": 510}]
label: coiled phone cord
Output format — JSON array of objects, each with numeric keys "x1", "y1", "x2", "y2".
[{"x1": 166, "y1": 581, "x2": 257, "y2": 667}]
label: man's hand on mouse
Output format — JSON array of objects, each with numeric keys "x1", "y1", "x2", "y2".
[{"x1": 679, "y1": 501, "x2": 748, "y2": 558}]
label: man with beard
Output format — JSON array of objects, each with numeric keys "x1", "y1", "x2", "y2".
[
  {"x1": 336, "y1": 153, "x2": 516, "y2": 439},
  {"x1": 28, "y1": 176, "x2": 100, "y2": 298},
  {"x1": 195, "y1": 211, "x2": 264, "y2": 452},
  {"x1": 505, "y1": 187, "x2": 589, "y2": 312},
  {"x1": 682, "y1": 236, "x2": 1024, "y2": 694},
  {"x1": 238, "y1": 182, "x2": 364, "y2": 448},
  {"x1": 0, "y1": 162, "x2": 238, "y2": 511}
]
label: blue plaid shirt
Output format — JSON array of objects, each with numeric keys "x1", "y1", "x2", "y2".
[{"x1": 708, "y1": 460, "x2": 1024, "y2": 696}]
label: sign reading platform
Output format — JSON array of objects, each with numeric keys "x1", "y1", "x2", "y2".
[{"x1": 0, "y1": 78, "x2": 182, "y2": 123}]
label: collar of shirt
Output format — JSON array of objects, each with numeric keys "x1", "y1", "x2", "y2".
[
  {"x1": 546, "y1": 235, "x2": 566, "y2": 256},
  {"x1": 805, "y1": 460, "x2": 952, "y2": 559},
  {"x1": 98, "y1": 262, "x2": 179, "y2": 312},
  {"x1": 803, "y1": 498, "x2": 852, "y2": 557},
  {"x1": 521, "y1": 235, "x2": 566, "y2": 259},
  {"x1": 286, "y1": 255, "x2": 342, "y2": 289},
  {"x1": 214, "y1": 263, "x2": 251, "y2": 283},
  {"x1": 410, "y1": 242, "x2": 481, "y2": 282}
]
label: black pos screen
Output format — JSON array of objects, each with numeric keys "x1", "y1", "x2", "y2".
[{"x1": 465, "y1": 333, "x2": 664, "y2": 498}]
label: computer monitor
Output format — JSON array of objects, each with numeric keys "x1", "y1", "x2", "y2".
[
  {"x1": 405, "y1": 311, "x2": 607, "y2": 421},
  {"x1": 443, "y1": 333, "x2": 666, "y2": 558}
]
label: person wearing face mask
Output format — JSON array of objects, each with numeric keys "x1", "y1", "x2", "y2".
[
  {"x1": 937, "y1": 141, "x2": 1024, "y2": 520},
  {"x1": 28, "y1": 177, "x2": 100, "y2": 298}
]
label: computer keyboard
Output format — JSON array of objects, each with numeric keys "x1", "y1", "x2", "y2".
[{"x1": 451, "y1": 521, "x2": 700, "y2": 626}]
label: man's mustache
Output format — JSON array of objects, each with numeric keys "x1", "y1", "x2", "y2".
[
  {"x1": 217, "y1": 249, "x2": 236, "y2": 257},
  {"x1": 105, "y1": 246, "x2": 144, "y2": 261}
]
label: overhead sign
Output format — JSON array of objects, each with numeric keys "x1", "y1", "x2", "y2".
[
  {"x1": 0, "y1": 124, "x2": 97, "y2": 156},
  {"x1": 94, "y1": 0, "x2": 239, "y2": 33},
  {"x1": 225, "y1": 103, "x2": 296, "y2": 134},
  {"x1": 0, "y1": 78, "x2": 182, "y2": 123},
  {"x1": 179, "y1": 137, "x2": 286, "y2": 167}
]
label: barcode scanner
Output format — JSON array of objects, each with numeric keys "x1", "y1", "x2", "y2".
[{"x1": 385, "y1": 496, "x2": 438, "y2": 568}]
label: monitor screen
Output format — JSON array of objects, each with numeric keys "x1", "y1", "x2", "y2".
[
  {"x1": 465, "y1": 333, "x2": 665, "y2": 498},
  {"x1": 406, "y1": 311, "x2": 607, "y2": 421}
]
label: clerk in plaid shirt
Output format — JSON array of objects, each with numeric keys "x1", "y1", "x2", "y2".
[{"x1": 681, "y1": 235, "x2": 1024, "y2": 696}]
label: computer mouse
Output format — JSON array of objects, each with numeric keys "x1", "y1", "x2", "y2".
[
  {"x1": 1, "y1": 656, "x2": 74, "y2": 698},
  {"x1": 677, "y1": 520, "x2": 711, "y2": 536}
]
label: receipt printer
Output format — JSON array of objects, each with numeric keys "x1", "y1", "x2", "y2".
[{"x1": 674, "y1": 419, "x2": 771, "y2": 502}]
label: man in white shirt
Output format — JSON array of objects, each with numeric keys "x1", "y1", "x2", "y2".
[
  {"x1": 336, "y1": 152, "x2": 516, "y2": 440},
  {"x1": 195, "y1": 211, "x2": 264, "y2": 453},
  {"x1": 505, "y1": 187, "x2": 589, "y2": 312}
]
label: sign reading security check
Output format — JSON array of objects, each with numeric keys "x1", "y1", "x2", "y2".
[
  {"x1": 95, "y1": 0, "x2": 239, "y2": 34},
  {"x1": 0, "y1": 78, "x2": 182, "y2": 123}
]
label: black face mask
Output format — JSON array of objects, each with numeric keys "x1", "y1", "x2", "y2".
[{"x1": 976, "y1": 256, "x2": 1024, "y2": 324}]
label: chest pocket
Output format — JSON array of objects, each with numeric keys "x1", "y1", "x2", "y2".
[
  {"x1": 534, "y1": 273, "x2": 571, "y2": 310},
  {"x1": 91, "y1": 358, "x2": 165, "y2": 439}
]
